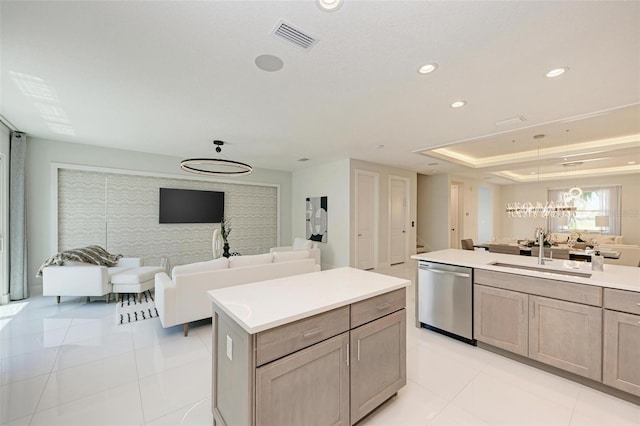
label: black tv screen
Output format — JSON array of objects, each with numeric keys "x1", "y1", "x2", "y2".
[{"x1": 159, "y1": 188, "x2": 224, "y2": 224}]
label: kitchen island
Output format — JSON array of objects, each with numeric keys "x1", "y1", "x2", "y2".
[
  {"x1": 412, "y1": 249, "x2": 640, "y2": 401},
  {"x1": 207, "y1": 267, "x2": 410, "y2": 426}
]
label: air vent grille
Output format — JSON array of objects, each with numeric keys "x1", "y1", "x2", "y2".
[{"x1": 272, "y1": 20, "x2": 317, "y2": 50}]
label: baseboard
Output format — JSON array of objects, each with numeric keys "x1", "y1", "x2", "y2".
[{"x1": 0, "y1": 294, "x2": 9, "y2": 304}]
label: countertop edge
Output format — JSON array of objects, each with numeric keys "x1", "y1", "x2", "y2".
[
  {"x1": 210, "y1": 281, "x2": 409, "y2": 334},
  {"x1": 411, "y1": 250, "x2": 640, "y2": 293}
]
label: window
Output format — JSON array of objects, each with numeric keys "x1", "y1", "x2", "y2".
[{"x1": 548, "y1": 186, "x2": 621, "y2": 235}]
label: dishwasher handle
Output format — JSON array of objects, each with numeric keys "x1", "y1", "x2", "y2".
[{"x1": 419, "y1": 265, "x2": 470, "y2": 278}]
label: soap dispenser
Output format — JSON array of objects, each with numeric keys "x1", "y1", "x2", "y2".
[{"x1": 592, "y1": 250, "x2": 604, "y2": 271}]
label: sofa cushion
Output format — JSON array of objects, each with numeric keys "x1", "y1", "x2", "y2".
[
  {"x1": 172, "y1": 258, "x2": 229, "y2": 279},
  {"x1": 112, "y1": 266, "x2": 165, "y2": 284},
  {"x1": 273, "y1": 250, "x2": 310, "y2": 263},
  {"x1": 229, "y1": 253, "x2": 273, "y2": 268},
  {"x1": 293, "y1": 237, "x2": 314, "y2": 250}
]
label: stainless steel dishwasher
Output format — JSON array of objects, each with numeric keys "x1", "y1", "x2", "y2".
[{"x1": 418, "y1": 261, "x2": 475, "y2": 345}]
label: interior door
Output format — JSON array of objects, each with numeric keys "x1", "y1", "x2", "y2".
[
  {"x1": 449, "y1": 184, "x2": 459, "y2": 248},
  {"x1": 356, "y1": 171, "x2": 377, "y2": 270},
  {"x1": 389, "y1": 177, "x2": 407, "y2": 265}
]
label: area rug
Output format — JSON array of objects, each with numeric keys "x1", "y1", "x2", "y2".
[{"x1": 116, "y1": 290, "x2": 159, "y2": 325}]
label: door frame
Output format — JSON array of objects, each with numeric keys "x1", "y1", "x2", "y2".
[
  {"x1": 354, "y1": 169, "x2": 379, "y2": 270},
  {"x1": 0, "y1": 154, "x2": 6, "y2": 304},
  {"x1": 388, "y1": 175, "x2": 410, "y2": 265},
  {"x1": 450, "y1": 182, "x2": 464, "y2": 249}
]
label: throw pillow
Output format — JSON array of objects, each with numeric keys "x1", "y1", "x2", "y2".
[
  {"x1": 273, "y1": 250, "x2": 310, "y2": 263},
  {"x1": 229, "y1": 253, "x2": 273, "y2": 268},
  {"x1": 292, "y1": 237, "x2": 313, "y2": 250}
]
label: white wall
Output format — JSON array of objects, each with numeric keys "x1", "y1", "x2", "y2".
[
  {"x1": 500, "y1": 174, "x2": 640, "y2": 245},
  {"x1": 417, "y1": 173, "x2": 502, "y2": 251},
  {"x1": 450, "y1": 174, "x2": 502, "y2": 244},
  {"x1": 0, "y1": 125, "x2": 10, "y2": 304},
  {"x1": 349, "y1": 159, "x2": 417, "y2": 268},
  {"x1": 417, "y1": 173, "x2": 450, "y2": 252},
  {"x1": 26, "y1": 137, "x2": 293, "y2": 294},
  {"x1": 292, "y1": 158, "x2": 350, "y2": 270}
]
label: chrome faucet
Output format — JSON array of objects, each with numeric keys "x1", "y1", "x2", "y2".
[{"x1": 536, "y1": 228, "x2": 545, "y2": 265}]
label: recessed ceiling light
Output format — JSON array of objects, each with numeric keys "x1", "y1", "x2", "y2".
[
  {"x1": 255, "y1": 54, "x2": 284, "y2": 72},
  {"x1": 375, "y1": 144, "x2": 384, "y2": 149},
  {"x1": 450, "y1": 100, "x2": 466, "y2": 108},
  {"x1": 546, "y1": 67, "x2": 569, "y2": 78},
  {"x1": 628, "y1": 161, "x2": 636, "y2": 165},
  {"x1": 530, "y1": 171, "x2": 537, "y2": 175},
  {"x1": 418, "y1": 63, "x2": 438, "y2": 74},
  {"x1": 316, "y1": 0, "x2": 343, "y2": 12},
  {"x1": 431, "y1": 170, "x2": 437, "y2": 173}
]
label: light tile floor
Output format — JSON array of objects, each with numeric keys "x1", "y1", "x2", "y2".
[{"x1": 0, "y1": 262, "x2": 638, "y2": 425}]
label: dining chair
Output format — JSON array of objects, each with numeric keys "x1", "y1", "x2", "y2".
[{"x1": 461, "y1": 239, "x2": 474, "y2": 250}]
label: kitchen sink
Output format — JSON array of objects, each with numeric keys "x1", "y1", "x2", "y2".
[{"x1": 489, "y1": 262, "x2": 592, "y2": 278}]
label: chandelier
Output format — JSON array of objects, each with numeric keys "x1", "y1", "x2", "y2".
[
  {"x1": 180, "y1": 140, "x2": 252, "y2": 176},
  {"x1": 505, "y1": 197, "x2": 578, "y2": 218},
  {"x1": 505, "y1": 132, "x2": 581, "y2": 218}
]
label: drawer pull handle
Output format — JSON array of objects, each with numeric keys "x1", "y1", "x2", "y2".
[
  {"x1": 636, "y1": 303, "x2": 640, "y2": 306},
  {"x1": 376, "y1": 303, "x2": 391, "y2": 311},
  {"x1": 302, "y1": 328, "x2": 322, "y2": 339},
  {"x1": 357, "y1": 339, "x2": 361, "y2": 361}
]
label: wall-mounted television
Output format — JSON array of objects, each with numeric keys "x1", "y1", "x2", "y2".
[{"x1": 159, "y1": 188, "x2": 224, "y2": 224}]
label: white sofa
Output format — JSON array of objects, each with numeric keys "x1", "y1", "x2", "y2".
[
  {"x1": 42, "y1": 257, "x2": 142, "y2": 303},
  {"x1": 155, "y1": 250, "x2": 320, "y2": 336},
  {"x1": 270, "y1": 237, "x2": 321, "y2": 266},
  {"x1": 549, "y1": 232, "x2": 623, "y2": 245}
]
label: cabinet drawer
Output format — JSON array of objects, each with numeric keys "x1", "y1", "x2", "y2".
[
  {"x1": 351, "y1": 288, "x2": 406, "y2": 328},
  {"x1": 256, "y1": 306, "x2": 350, "y2": 366},
  {"x1": 475, "y1": 269, "x2": 602, "y2": 306},
  {"x1": 604, "y1": 288, "x2": 640, "y2": 315}
]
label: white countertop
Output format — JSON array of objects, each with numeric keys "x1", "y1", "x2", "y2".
[
  {"x1": 207, "y1": 267, "x2": 410, "y2": 334},
  {"x1": 411, "y1": 249, "x2": 640, "y2": 293}
]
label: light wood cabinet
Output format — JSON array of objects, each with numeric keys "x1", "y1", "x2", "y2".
[
  {"x1": 603, "y1": 292, "x2": 640, "y2": 397},
  {"x1": 212, "y1": 288, "x2": 406, "y2": 426},
  {"x1": 474, "y1": 284, "x2": 528, "y2": 356},
  {"x1": 528, "y1": 295, "x2": 602, "y2": 381},
  {"x1": 474, "y1": 271, "x2": 605, "y2": 382},
  {"x1": 350, "y1": 310, "x2": 406, "y2": 424},
  {"x1": 256, "y1": 333, "x2": 350, "y2": 426}
]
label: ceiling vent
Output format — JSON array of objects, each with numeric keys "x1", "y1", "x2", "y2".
[
  {"x1": 495, "y1": 116, "x2": 526, "y2": 127},
  {"x1": 272, "y1": 20, "x2": 318, "y2": 50}
]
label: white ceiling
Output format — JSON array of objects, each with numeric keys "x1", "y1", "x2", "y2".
[{"x1": 1, "y1": 1, "x2": 639, "y2": 183}]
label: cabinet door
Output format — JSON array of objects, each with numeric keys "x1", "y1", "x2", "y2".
[
  {"x1": 529, "y1": 296, "x2": 602, "y2": 381},
  {"x1": 255, "y1": 332, "x2": 349, "y2": 426},
  {"x1": 603, "y1": 310, "x2": 640, "y2": 397},
  {"x1": 350, "y1": 309, "x2": 406, "y2": 425},
  {"x1": 474, "y1": 285, "x2": 528, "y2": 356}
]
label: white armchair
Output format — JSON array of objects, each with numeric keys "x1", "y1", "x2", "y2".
[
  {"x1": 42, "y1": 257, "x2": 142, "y2": 303},
  {"x1": 270, "y1": 237, "x2": 321, "y2": 266}
]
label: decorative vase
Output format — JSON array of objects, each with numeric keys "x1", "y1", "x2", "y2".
[{"x1": 223, "y1": 242, "x2": 230, "y2": 258}]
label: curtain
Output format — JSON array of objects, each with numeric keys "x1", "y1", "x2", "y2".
[{"x1": 9, "y1": 132, "x2": 27, "y2": 300}]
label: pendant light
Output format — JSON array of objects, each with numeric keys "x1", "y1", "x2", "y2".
[{"x1": 180, "y1": 140, "x2": 252, "y2": 176}]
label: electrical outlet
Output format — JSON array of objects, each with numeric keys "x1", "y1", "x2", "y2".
[{"x1": 226, "y1": 335, "x2": 233, "y2": 360}]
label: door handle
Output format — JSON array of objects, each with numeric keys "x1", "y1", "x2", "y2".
[
  {"x1": 419, "y1": 266, "x2": 470, "y2": 278},
  {"x1": 358, "y1": 234, "x2": 363, "y2": 237},
  {"x1": 402, "y1": 230, "x2": 406, "y2": 233},
  {"x1": 346, "y1": 343, "x2": 349, "y2": 366}
]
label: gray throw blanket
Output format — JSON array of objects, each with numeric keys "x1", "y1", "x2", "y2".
[{"x1": 36, "y1": 245, "x2": 123, "y2": 277}]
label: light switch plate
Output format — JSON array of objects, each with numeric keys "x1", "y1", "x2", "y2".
[{"x1": 226, "y1": 335, "x2": 233, "y2": 360}]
